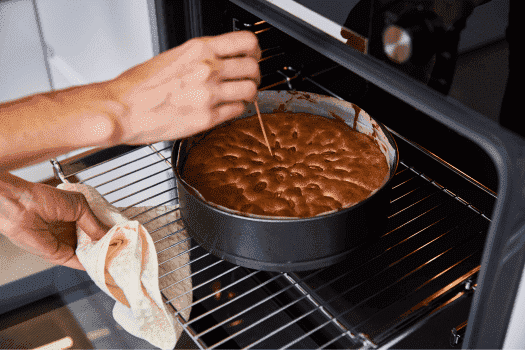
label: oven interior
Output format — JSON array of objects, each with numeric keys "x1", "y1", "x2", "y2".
[{"x1": 48, "y1": 0, "x2": 512, "y2": 348}]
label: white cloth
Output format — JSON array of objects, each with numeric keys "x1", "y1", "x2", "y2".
[{"x1": 58, "y1": 183, "x2": 192, "y2": 350}]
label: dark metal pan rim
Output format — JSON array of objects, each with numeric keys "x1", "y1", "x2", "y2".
[{"x1": 196, "y1": 236, "x2": 363, "y2": 271}]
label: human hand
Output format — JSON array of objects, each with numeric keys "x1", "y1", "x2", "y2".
[
  {"x1": 0, "y1": 174, "x2": 110, "y2": 270},
  {"x1": 106, "y1": 30, "x2": 261, "y2": 145}
]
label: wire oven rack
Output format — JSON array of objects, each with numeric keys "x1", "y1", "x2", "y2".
[{"x1": 51, "y1": 132, "x2": 492, "y2": 348}]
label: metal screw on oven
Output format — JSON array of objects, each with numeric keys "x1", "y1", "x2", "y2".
[
  {"x1": 450, "y1": 321, "x2": 467, "y2": 347},
  {"x1": 464, "y1": 278, "x2": 477, "y2": 291},
  {"x1": 450, "y1": 327, "x2": 462, "y2": 347}
]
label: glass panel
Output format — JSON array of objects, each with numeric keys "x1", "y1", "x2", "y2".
[{"x1": 263, "y1": 0, "x2": 367, "y2": 52}]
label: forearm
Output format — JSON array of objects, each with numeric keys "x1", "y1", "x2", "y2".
[{"x1": 0, "y1": 82, "x2": 126, "y2": 173}]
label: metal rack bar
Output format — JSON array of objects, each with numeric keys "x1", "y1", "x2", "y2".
[
  {"x1": 156, "y1": 236, "x2": 191, "y2": 255},
  {"x1": 244, "y1": 305, "x2": 323, "y2": 350},
  {"x1": 127, "y1": 198, "x2": 178, "y2": 219},
  {"x1": 387, "y1": 128, "x2": 497, "y2": 199},
  {"x1": 318, "y1": 331, "x2": 353, "y2": 349},
  {"x1": 281, "y1": 272, "x2": 357, "y2": 345},
  {"x1": 186, "y1": 273, "x2": 282, "y2": 325},
  {"x1": 390, "y1": 175, "x2": 417, "y2": 191},
  {"x1": 100, "y1": 167, "x2": 172, "y2": 196},
  {"x1": 159, "y1": 244, "x2": 203, "y2": 268},
  {"x1": 82, "y1": 151, "x2": 170, "y2": 186},
  {"x1": 190, "y1": 270, "x2": 260, "y2": 311},
  {"x1": 119, "y1": 187, "x2": 175, "y2": 211},
  {"x1": 108, "y1": 177, "x2": 175, "y2": 205},
  {"x1": 159, "y1": 252, "x2": 211, "y2": 280},
  {"x1": 61, "y1": 145, "x2": 152, "y2": 180},
  {"x1": 303, "y1": 77, "x2": 344, "y2": 100},
  {"x1": 140, "y1": 207, "x2": 180, "y2": 227},
  {"x1": 148, "y1": 143, "x2": 173, "y2": 167},
  {"x1": 205, "y1": 271, "x2": 342, "y2": 347}
]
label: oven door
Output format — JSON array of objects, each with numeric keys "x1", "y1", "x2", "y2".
[{"x1": 0, "y1": 266, "x2": 157, "y2": 349}]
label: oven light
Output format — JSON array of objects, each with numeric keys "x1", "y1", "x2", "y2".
[
  {"x1": 229, "y1": 319, "x2": 244, "y2": 328},
  {"x1": 33, "y1": 336, "x2": 73, "y2": 350},
  {"x1": 212, "y1": 281, "x2": 222, "y2": 300},
  {"x1": 86, "y1": 328, "x2": 111, "y2": 341}
]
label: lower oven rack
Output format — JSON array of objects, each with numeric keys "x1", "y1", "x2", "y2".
[{"x1": 51, "y1": 134, "x2": 492, "y2": 349}]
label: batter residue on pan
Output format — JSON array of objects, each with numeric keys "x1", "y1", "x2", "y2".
[{"x1": 183, "y1": 112, "x2": 389, "y2": 217}]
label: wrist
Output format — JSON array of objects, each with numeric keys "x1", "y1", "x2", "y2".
[
  {"x1": 99, "y1": 79, "x2": 138, "y2": 145},
  {"x1": 44, "y1": 83, "x2": 128, "y2": 147}
]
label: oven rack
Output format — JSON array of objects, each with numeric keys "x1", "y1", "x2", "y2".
[{"x1": 51, "y1": 136, "x2": 491, "y2": 349}]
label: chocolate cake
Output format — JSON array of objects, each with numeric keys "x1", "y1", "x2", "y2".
[{"x1": 182, "y1": 112, "x2": 389, "y2": 217}]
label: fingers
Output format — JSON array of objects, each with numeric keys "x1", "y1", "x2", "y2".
[
  {"x1": 17, "y1": 239, "x2": 86, "y2": 271},
  {"x1": 72, "y1": 193, "x2": 111, "y2": 241},
  {"x1": 185, "y1": 56, "x2": 259, "y2": 88},
  {"x1": 45, "y1": 241, "x2": 86, "y2": 270},
  {"x1": 205, "y1": 31, "x2": 261, "y2": 60},
  {"x1": 59, "y1": 254, "x2": 86, "y2": 271},
  {"x1": 214, "y1": 102, "x2": 246, "y2": 125},
  {"x1": 220, "y1": 56, "x2": 260, "y2": 86},
  {"x1": 216, "y1": 80, "x2": 258, "y2": 105},
  {"x1": 179, "y1": 60, "x2": 258, "y2": 107}
]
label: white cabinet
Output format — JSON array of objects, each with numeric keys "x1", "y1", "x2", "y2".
[
  {"x1": 36, "y1": 0, "x2": 157, "y2": 88},
  {"x1": 1, "y1": 0, "x2": 158, "y2": 182},
  {"x1": 0, "y1": 0, "x2": 51, "y2": 103},
  {"x1": 1, "y1": 0, "x2": 54, "y2": 182}
]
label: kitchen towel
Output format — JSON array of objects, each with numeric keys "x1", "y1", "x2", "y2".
[{"x1": 57, "y1": 183, "x2": 192, "y2": 350}]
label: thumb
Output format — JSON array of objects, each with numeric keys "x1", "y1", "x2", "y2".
[{"x1": 72, "y1": 193, "x2": 111, "y2": 241}]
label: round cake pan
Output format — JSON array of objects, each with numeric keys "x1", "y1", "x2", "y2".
[{"x1": 172, "y1": 90, "x2": 399, "y2": 272}]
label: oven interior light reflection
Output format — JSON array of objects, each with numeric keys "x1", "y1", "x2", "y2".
[{"x1": 33, "y1": 336, "x2": 73, "y2": 350}]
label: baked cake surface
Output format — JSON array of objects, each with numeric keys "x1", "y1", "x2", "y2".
[{"x1": 182, "y1": 112, "x2": 389, "y2": 217}]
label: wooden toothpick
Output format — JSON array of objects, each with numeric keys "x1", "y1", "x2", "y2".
[{"x1": 255, "y1": 100, "x2": 273, "y2": 156}]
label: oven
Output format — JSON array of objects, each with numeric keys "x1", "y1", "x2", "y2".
[{"x1": 39, "y1": 0, "x2": 516, "y2": 348}]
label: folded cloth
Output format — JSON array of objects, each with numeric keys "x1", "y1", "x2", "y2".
[{"x1": 57, "y1": 183, "x2": 192, "y2": 350}]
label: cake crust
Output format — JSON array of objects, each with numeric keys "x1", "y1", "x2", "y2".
[{"x1": 182, "y1": 112, "x2": 389, "y2": 217}]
